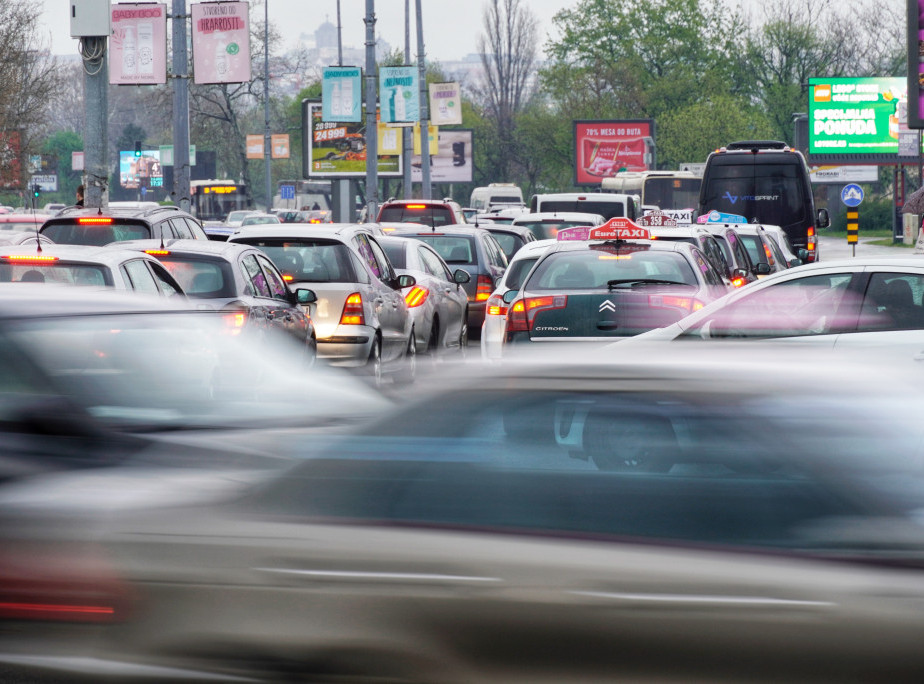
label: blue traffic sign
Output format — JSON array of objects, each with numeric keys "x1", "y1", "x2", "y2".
[
  {"x1": 280, "y1": 184, "x2": 295, "y2": 200},
  {"x1": 841, "y1": 184, "x2": 864, "y2": 207}
]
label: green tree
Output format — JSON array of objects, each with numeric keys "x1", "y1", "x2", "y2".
[{"x1": 41, "y1": 130, "x2": 84, "y2": 203}]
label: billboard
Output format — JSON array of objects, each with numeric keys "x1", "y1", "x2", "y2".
[
  {"x1": 0, "y1": 131, "x2": 22, "y2": 189},
  {"x1": 191, "y1": 1, "x2": 251, "y2": 85},
  {"x1": 573, "y1": 120, "x2": 654, "y2": 186},
  {"x1": 322, "y1": 67, "x2": 362, "y2": 122},
  {"x1": 379, "y1": 66, "x2": 419, "y2": 124},
  {"x1": 908, "y1": 0, "x2": 924, "y2": 128},
  {"x1": 110, "y1": 3, "x2": 168, "y2": 85},
  {"x1": 411, "y1": 129, "x2": 473, "y2": 184},
  {"x1": 304, "y1": 102, "x2": 401, "y2": 178},
  {"x1": 808, "y1": 77, "x2": 920, "y2": 163},
  {"x1": 119, "y1": 150, "x2": 163, "y2": 189}
]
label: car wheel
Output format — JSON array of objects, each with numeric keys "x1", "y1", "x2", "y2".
[
  {"x1": 396, "y1": 329, "x2": 417, "y2": 384},
  {"x1": 304, "y1": 335, "x2": 318, "y2": 369},
  {"x1": 425, "y1": 321, "x2": 439, "y2": 355},
  {"x1": 458, "y1": 311, "x2": 469, "y2": 356},
  {"x1": 366, "y1": 336, "x2": 383, "y2": 387},
  {"x1": 584, "y1": 414, "x2": 673, "y2": 473}
]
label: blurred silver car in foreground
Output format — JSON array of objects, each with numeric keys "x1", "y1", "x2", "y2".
[{"x1": 3, "y1": 346, "x2": 924, "y2": 681}]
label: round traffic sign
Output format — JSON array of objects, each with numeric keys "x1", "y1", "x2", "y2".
[{"x1": 841, "y1": 183, "x2": 864, "y2": 207}]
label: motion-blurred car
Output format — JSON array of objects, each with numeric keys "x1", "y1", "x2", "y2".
[
  {"x1": 378, "y1": 235, "x2": 470, "y2": 356},
  {"x1": 230, "y1": 224, "x2": 417, "y2": 384},
  {"x1": 702, "y1": 223, "x2": 759, "y2": 287},
  {"x1": 735, "y1": 223, "x2": 790, "y2": 278},
  {"x1": 0, "y1": 213, "x2": 52, "y2": 232},
  {"x1": 3, "y1": 346, "x2": 924, "y2": 681},
  {"x1": 0, "y1": 231, "x2": 54, "y2": 247},
  {"x1": 0, "y1": 244, "x2": 183, "y2": 295},
  {"x1": 240, "y1": 213, "x2": 281, "y2": 226},
  {"x1": 482, "y1": 238, "x2": 556, "y2": 359},
  {"x1": 119, "y1": 239, "x2": 317, "y2": 357},
  {"x1": 473, "y1": 221, "x2": 538, "y2": 262},
  {"x1": 631, "y1": 256, "x2": 924, "y2": 354},
  {"x1": 511, "y1": 211, "x2": 606, "y2": 240},
  {"x1": 386, "y1": 224, "x2": 508, "y2": 338},
  {"x1": 503, "y1": 219, "x2": 728, "y2": 348},
  {"x1": 223, "y1": 210, "x2": 258, "y2": 228},
  {"x1": 40, "y1": 205, "x2": 208, "y2": 245}
]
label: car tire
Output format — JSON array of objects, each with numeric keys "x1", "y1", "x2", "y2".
[
  {"x1": 396, "y1": 329, "x2": 417, "y2": 385},
  {"x1": 458, "y1": 311, "x2": 469, "y2": 355},
  {"x1": 366, "y1": 336, "x2": 383, "y2": 387},
  {"x1": 425, "y1": 320, "x2": 439, "y2": 355},
  {"x1": 584, "y1": 414, "x2": 673, "y2": 473},
  {"x1": 305, "y1": 335, "x2": 318, "y2": 369}
]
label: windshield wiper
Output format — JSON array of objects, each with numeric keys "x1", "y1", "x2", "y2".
[{"x1": 607, "y1": 278, "x2": 688, "y2": 289}]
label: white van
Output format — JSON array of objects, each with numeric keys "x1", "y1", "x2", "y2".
[
  {"x1": 469, "y1": 183, "x2": 525, "y2": 212},
  {"x1": 529, "y1": 192, "x2": 639, "y2": 221}
]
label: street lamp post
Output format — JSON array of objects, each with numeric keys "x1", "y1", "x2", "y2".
[{"x1": 263, "y1": 0, "x2": 272, "y2": 211}]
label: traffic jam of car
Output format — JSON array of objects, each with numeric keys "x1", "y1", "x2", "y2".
[{"x1": 7, "y1": 150, "x2": 924, "y2": 682}]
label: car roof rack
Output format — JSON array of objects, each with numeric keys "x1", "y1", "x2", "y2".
[
  {"x1": 142, "y1": 205, "x2": 181, "y2": 218},
  {"x1": 725, "y1": 140, "x2": 788, "y2": 151}
]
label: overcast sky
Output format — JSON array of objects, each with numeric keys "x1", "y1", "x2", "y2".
[{"x1": 38, "y1": 0, "x2": 571, "y2": 62}]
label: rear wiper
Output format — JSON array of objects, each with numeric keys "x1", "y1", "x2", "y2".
[{"x1": 607, "y1": 278, "x2": 687, "y2": 289}]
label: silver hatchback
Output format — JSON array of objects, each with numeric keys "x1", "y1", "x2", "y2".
[{"x1": 230, "y1": 224, "x2": 417, "y2": 383}]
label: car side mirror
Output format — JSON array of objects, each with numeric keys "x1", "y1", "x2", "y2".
[
  {"x1": 754, "y1": 263, "x2": 772, "y2": 275},
  {"x1": 797, "y1": 248, "x2": 809, "y2": 263},
  {"x1": 502, "y1": 289, "x2": 519, "y2": 304},
  {"x1": 816, "y1": 208, "x2": 830, "y2": 229},
  {"x1": 295, "y1": 288, "x2": 317, "y2": 305},
  {"x1": 397, "y1": 274, "x2": 416, "y2": 289},
  {"x1": 453, "y1": 268, "x2": 471, "y2": 284}
]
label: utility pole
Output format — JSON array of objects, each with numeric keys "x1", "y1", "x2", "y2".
[
  {"x1": 415, "y1": 0, "x2": 431, "y2": 199},
  {"x1": 171, "y1": 0, "x2": 191, "y2": 212},
  {"x1": 81, "y1": 37, "x2": 108, "y2": 209},
  {"x1": 364, "y1": 0, "x2": 378, "y2": 219},
  {"x1": 263, "y1": 0, "x2": 272, "y2": 211},
  {"x1": 403, "y1": 0, "x2": 412, "y2": 197}
]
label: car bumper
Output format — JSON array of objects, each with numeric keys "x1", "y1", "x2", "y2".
[{"x1": 316, "y1": 325, "x2": 375, "y2": 367}]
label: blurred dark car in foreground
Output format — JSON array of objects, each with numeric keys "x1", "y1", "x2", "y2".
[
  {"x1": 0, "y1": 286, "x2": 385, "y2": 484},
  {"x1": 3, "y1": 346, "x2": 924, "y2": 682}
]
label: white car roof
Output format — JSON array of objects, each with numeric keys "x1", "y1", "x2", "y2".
[{"x1": 512, "y1": 212, "x2": 606, "y2": 223}]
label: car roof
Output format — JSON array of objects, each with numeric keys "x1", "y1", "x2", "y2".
[
  {"x1": 0, "y1": 214, "x2": 52, "y2": 222},
  {"x1": 115, "y1": 238, "x2": 258, "y2": 259},
  {"x1": 509, "y1": 239, "x2": 557, "y2": 261},
  {"x1": 513, "y1": 212, "x2": 605, "y2": 222},
  {"x1": 0, "y1": 243, "x2": 162, "y2": 266},
  {"x1": 648, "y1": 225, "x2": 710, "y2": 238},
  {"x1": 387, "y1": 225, "x2": 496, "y2": 238},
  {"x1": 0, "y1": 283, "x2": 197, "y2": 319},
  {"x1": 46, "y1": 205, "x2": 194, "y2": 223},
  {"x1": 229, "y1": 223, "x2": 374, "y2": 241},
  {"x1": 546, "y1": 237, "x2": 696, "y2": 256}
]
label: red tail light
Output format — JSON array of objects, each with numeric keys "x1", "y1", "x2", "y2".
[
  {"x1": 475, "y1": 274, "x2": 493, "y2": 302},
  {"x1": 406, "y1": 204, "x2": 427, "y2": 209},
  {"x1": 144, "y1": 250, "x2": 170, "y2": 256},
  {"x1": 340, "y1": 293, "x2": 365, "y2": 325},
  {"x1": 486, "y1": 293, "x2": 507, "y2": 317},
  {"x1": 649, "y1": 295, "x2": 705, "y2": 312},
  {"x1": 405, "y1": 286, "x2": 429, "y2": 307},
  {"x1": 763, "y1": 242, "x2": 775, "y2": 266},
  {"x1": 1, "y1": 255, "x2": 58, "y2": 263},
  {"x1": 282, "y1": 274, "x2": 294, "y2": 282},
  {"x1": 731, "y1": 277, "x2": 746, "y2": 288},
  {"x1": 0, "y1": 544, "x2": 132, "y2": 623},
  {"x1": 505, "y1": 295, "x2": 567, "y2": 336},
  {"x1": 77, "y1": 217, "x2": 113, "y2": 224},
  {"x1": 807, "y1": 226, "x2": 816, "y2": 255}
]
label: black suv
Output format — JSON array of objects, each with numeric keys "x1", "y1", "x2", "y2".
[{"x1": 40, "y1": 205, "x2": 208, "y2": 246}]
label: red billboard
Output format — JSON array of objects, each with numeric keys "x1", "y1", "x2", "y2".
[
  {"x1": 573, "y1": 119, "x2": 654, "y2": 186},
  {"x1": 0, "y1": 131, "x2": 22, "y2": 189}
]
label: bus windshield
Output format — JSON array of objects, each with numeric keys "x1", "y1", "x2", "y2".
[{"x1": 644, "y1": 177, "x2": 701, "y2": 210}]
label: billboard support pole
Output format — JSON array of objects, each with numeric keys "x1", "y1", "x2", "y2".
[
  {"x1": 402, "y1": 0, "x2": 412, "y2": 198},
  {"x1": 363, "y1": 0, "x2": 378, "y2": 218},
  {"x1": 171, "y1": 0, "x2": 191, "y2": 213},
  {"x1": 415, "y1": 0, "x2": 431, "y2": 200},
  {"x1": 82, "y1": 38, "x2": 109, "y2": 209}
]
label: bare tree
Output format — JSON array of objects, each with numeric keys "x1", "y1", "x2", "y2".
[{"x1": 476, "y1": 0, "x2": 538, "y2": 181}]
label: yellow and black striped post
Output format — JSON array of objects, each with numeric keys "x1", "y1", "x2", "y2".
[{"x1": 846, "y1": 210, "x2": 858, "y2": 257}]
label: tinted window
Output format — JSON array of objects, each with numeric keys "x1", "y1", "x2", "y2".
[
  {"x1": 538, "y1": 201, "x2": 626, "y2": 220},
  {"x1": 42, "y1": 220, "x2": 151, "y2": 245},
  {"x1": 419, "y1": 247, "x2": 451, "y2": 281},
  {"x1": 738, "y1": 234, "x2": 766, "y2": 266},
  {"x1": 257, "y1": 255, "x2": 290, "y2": 301},
  {"x1": 643, "y1": 177, "x2": 701, "y2": 209},
  {"x1": 701, "y1": 160, "x2": 807, "y2": 228},
  {"x1": 242, "y1": 254, "x2": 271, "y2": 297},
  {"x1": 489, "y1": 231, "x2": 522, "y2": 261},
  {"x1": 368, "y1": 238, "x2": 396, "y2": 282},
  {"x1": 122, "y1": 259, "x2": 161, "y2": 294},
  {"x1": 515, "y1": 220, "x2": 595, "y2": 240},
  {"x1": 379, "y1": 204, "x2": 456, "y2": 226},
  {"x1": 169, "y1": 218, "x2": 194, "y2": 239},
  {"x1": 381, "y1": 242, "x2": 407, "y2": 269},
  {"x1": 504, "y1": 257, "x2": 539, "y2": 290},
  {"x1": 528, "y1": 249, "x2": 698, "y2": 290},
  {"x1": 236, "y1": 238, "x2": 356, "y2": 283},
  {"x1": 158, "y1": 256, "x2": 235, "y2": 298},
  {"x1": 859, "y1": 273, "x2": 924, "y2": 331},
  {"x1": 408, "y1": 235, "x2": 476, "y2": 265}
]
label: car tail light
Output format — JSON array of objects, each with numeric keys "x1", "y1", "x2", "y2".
[
  {"x1": 340, "y1": 293, "x2": 365, "y2": 325},
  {"x1": 486, "y1": 293, "x2": 507, "y2": 317},
  {"x1": 505, "y1": 295, "x2": 567, "y2": 336},
  {"x1": 0, "y1": 543, "x2": 132, "y2": 623},
  {"x1": 77, "y1": 217, "x2": 113, "y2": 224},
  {"x1": 1, "y1": 255, "x2": 58, "y2": 263},
  {"x1": 282, "y1": 274, "x2": 294, "y2": 282},
  {"x1": 404, "y1": 286, "x2": 429, "y2": 307},
  {"x1": 649, "y1": 295, "x2": 705, "y2": 312},
  {"x1": 763, "y1": 242, "x2": 775, "y2": 266},
  {"x1": 731, "y1": 277, "x2": 747, "y2": 288},
  {"x1": 406, "y1": 204, "x2": 427, "y2": 209},
  {"x1": 807, "y1": 226, "x2": 816, "y2": 257},
  {"x1": 474, "y1": 275, "x2": 493, "y2": 302}
]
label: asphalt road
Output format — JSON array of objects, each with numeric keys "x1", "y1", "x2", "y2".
[{"x1": 818, "y1": 233, "x2": 909, "y2": 260}]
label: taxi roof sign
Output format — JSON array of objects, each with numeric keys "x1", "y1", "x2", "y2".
[
  {"x1": 697, "y1": 210, "x2": 747, "y2": 224},
  {"x1": 557, "y1": 217, "x2": 650, "y2": 242},
  {"x1": 637, "y1": 210, "x2": 678, "y2": 228}
]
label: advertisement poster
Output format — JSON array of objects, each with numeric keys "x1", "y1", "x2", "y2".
[
  {"x1": 271, "y1": 134, "x2": 290, "y2": 159},
  {"x1": 573, "y1": 120, "x2": 654, "y2": 186},
  {"x1": 109, "y1": 3, "x2": 168, "y2": 85},
  {"x1": 322, "y1": 67, "x2": 362, "y2": 122},
  {"x1": 0, "y1": 131, "x2": 21, "y2": 189},
  {"x1": 191, "y1": 1, "x2": 251, "y2": 85},
  {"x1": 246, "y1": 135, "x2": 263, "y2": 159},
  {"x1": 429, "y1": 82, "x2": 462, "y2": 126},
  {"x1": 809, "y1": 77, "x2": 907, "y2": 155},
  {"x1": 377, "y1": 124, "x2": 403, "y2": 156},
  {"x1": 379, "y1": 66, "x2": 419, "y2": 124},
  {"x1": 306, "y1": 103, "x2": 401, "y2": 178},
  {"x1": 119, "y1": 150, "x2": 163, "y2": 189},
  {"x1": 411, "y1": 129, "x2": 473, "y2": 184},
  {"x1": 908, "y1": 0, "x2": 924, "y2": 128}
]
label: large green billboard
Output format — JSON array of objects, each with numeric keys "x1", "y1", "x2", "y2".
[{"x1": 808, "y1": 77, "x2": 918, "y2": 162}]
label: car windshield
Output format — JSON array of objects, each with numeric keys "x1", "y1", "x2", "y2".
[
  {"x1": 527, "y1": 248, "x2": 698, "y2": 290},
  {"x1": 1, "y1": 311, "x2": 382, "y2": 431},
  {"x1": 41, "y1": 221, "x2": 151, "y2": 245},
  {"x1": 0, "y1": 261, "x2": 110, "y2": 286},
  {"x1": 156, "y1": 257, "x2": 236, "y2": 298},
  {"x1": 236, "y1": 238, "x2": 357, "y2": 283}
]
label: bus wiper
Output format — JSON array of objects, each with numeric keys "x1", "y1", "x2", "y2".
[{"x1": 607, "y1": 278, "x2": 687, "y2": 289}]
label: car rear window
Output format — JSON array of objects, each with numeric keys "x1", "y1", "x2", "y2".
[
  {"x1": 488, "y1": 231, "x2": 522, "y2": 261},
  {"x1": 155, "y1": 256, "x2": 236, "y2": 298},
  {"x1": 235, "y1": 238, "x2": 357, "y2": 283},
  {"x1": 405, "y1": 235, "x2": 475, "y2": 264},
  {"x1": 538, "y1": 201, "x2": 626, "y2": 220},
  {"x1": 515, "y1": 220, "x2": 596, "y2": 240},
  {"x1": 0, "y1": 261, "x2": 110, "y2": 286},
  {"x1": 378, "y1": 204, "x2": 456, "y2": 226},
  {"x1": 528, "y1": 249, "x2": 698, "y2": 290},
  {"x1": 41, "y1": 220, "x2": 151, "y2": 246}
]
